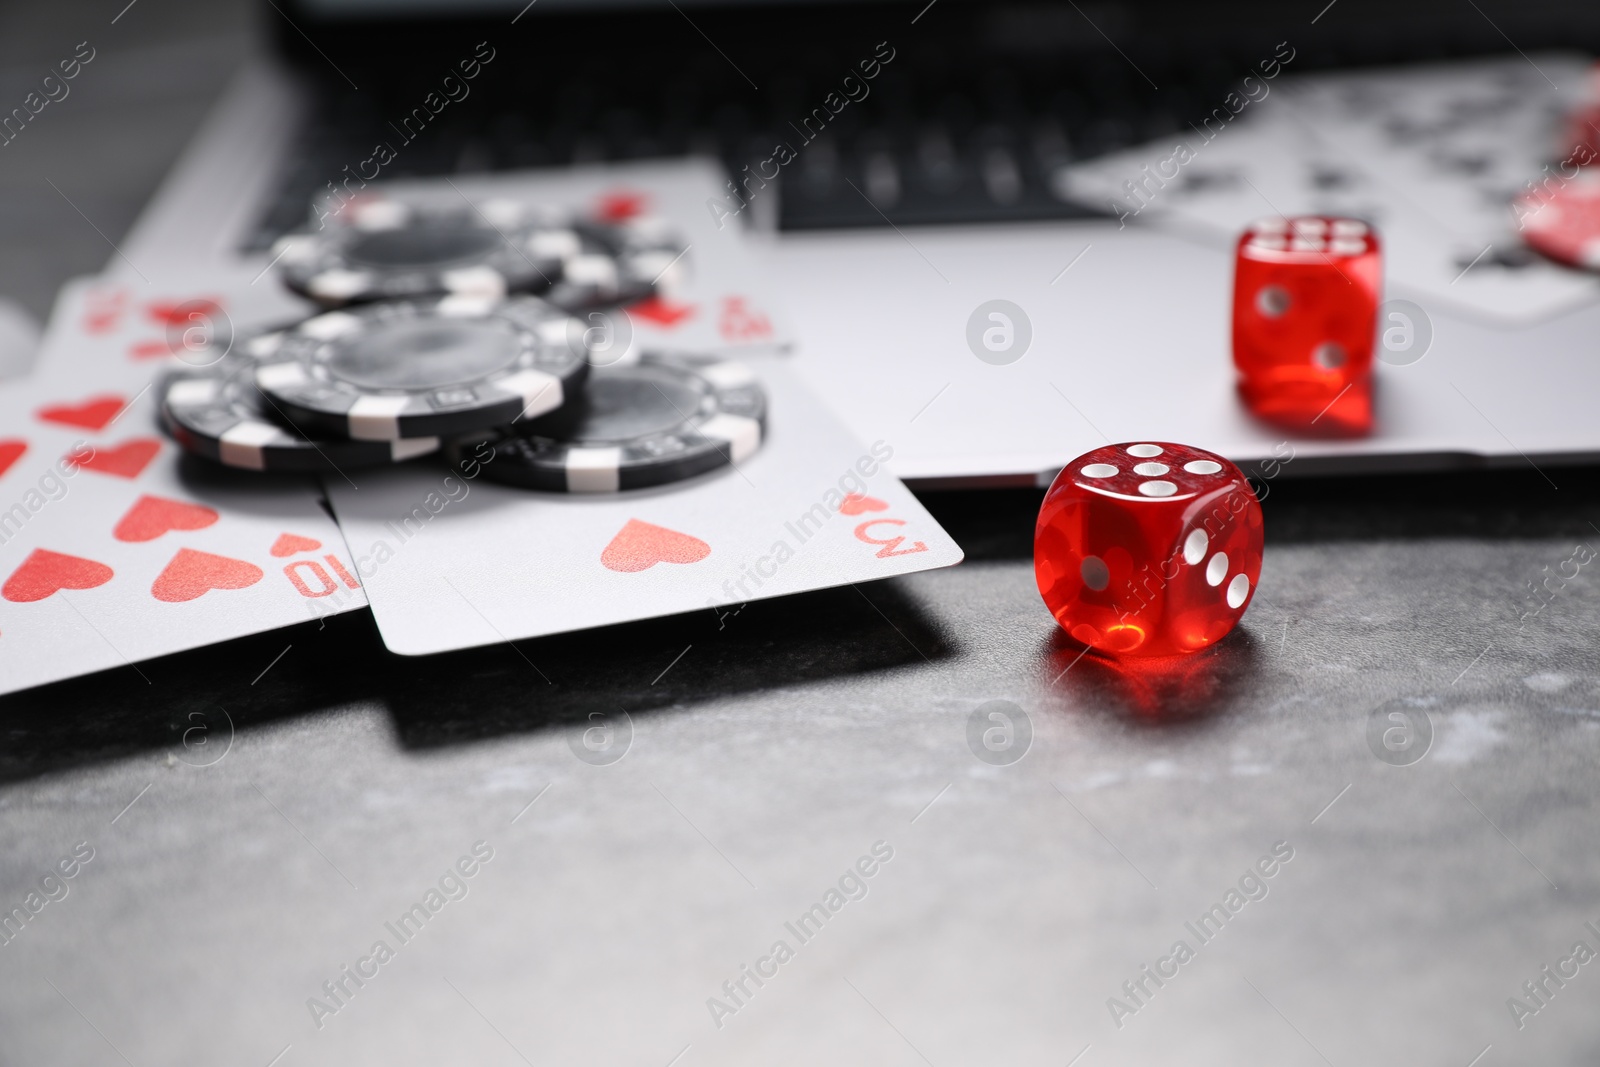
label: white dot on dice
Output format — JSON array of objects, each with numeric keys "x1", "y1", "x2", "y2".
[
  {"x1": 1313, "y1": 342, "x2": 1347, "y2": 369},
  {"x1": 1257, "y1": 286, "x2": 1291, "y2": 317}
]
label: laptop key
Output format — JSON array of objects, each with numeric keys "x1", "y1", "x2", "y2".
[
  {"x1": 917, "y1": 127, "x2": 961, "y2": 195},
  {"x1": 863, "y1": 149, "x2": 901, "y2": 207},
  {"x1": 980, "y1": 146, "x2": 1022, "y2": 206}
]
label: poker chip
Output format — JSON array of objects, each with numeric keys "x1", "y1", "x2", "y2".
[
  {"x1": 448, "y1": 355, "x2": 766, "y2": 493},
  {"x1": 275, "y1": 195, "x2": 689, "y2": 311},
  {"x1": 1515, "y1": 175, "x2": 1600, "y2": 271},
  {"x1": 252, "y1": 295, "x2": 592, "y2": 441},
  {"x1": 542, "y1": 217, "x2": 688, "y2": 311},
  {"x1": 159, "y1": 355, "x2": 440, "y2": 472},
  {"x1": 274, "y1": 198, "x2": 574, "y2": 307}
]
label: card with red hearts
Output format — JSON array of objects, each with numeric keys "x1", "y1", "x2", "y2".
[
  {"x1": 321, "y1": 358, "x2": 961, "y2": 656},
  {"x1": 334, "y1": 160, "x2": 792, "y2": 360},
  {"x1": 0, "y1": 374, "x2": 365, "y2": 697},
  {"x1": 29, "y1": 269, "x2": 313, "y2": 391}
]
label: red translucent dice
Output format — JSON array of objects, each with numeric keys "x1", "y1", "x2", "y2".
[
  {"x1": 1034, "y1": 442, "x2": 1263, "y2": 657},
  {"x1": 1232, "y1": 216, "x2": 1380, "y2": 436}
]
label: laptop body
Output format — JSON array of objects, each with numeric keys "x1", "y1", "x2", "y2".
[{"x1": 112, "y1": 0, "x2": 1600, "y2": 486}]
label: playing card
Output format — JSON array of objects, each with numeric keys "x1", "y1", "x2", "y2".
[
  {"x1": 1053, "y1": 54, "x2": 1600, "y2": 323},
  {"x1": 6, "y1": 157, "x2": 803, "y2": 681},
  {"x1": 43, "y1": 161, "x2": 793, "y2": 386},
  {"x1": 0, "y1": 338, "x2": 365, "y2": 698},
  {"x1": 308, "y1": 159, "x2": 792, "y2": 360},
  {"x1": 1271, "y1": 54, "x2": 1599, "y2": 320},
  {"x1": 28, "y1": 267, "x2": 315, "y2": 390},
  {"x1": 0, "y1": 297, "x2": 40, "y2": 383},
  {"x1": 320, "y1": 358, "x2": 961, "y2": 656}
]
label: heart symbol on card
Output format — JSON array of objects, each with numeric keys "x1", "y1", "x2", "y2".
[
  {"x1": 627, "y1": 295, "x2": 696, "y2": 328},
  {"x1": 270, "y1": 533, "x2": 322, "y2": 558},
  {"x1": 113, "y1": 495, "x2": 219, "y2": 543},
  {"x1": 718, "y1": 296, "x2": 772, "y2": 342},
  {"x1": 146, "y1": 297, "x2": 222, "y2": 327},
  {"x1": 600, "y1": 519, "x2": 710, "y2": 573},
  {"x1": 68, "y1": 438, "x2": 161, "y2": 480},
  {"x1": 151, "y1": 548, "x2": 263, "y2": 603},
  {"x1": 83, "y1": 288, "x2": 129, "y2": 335},
  {"x1": 0, "y1": 440, "x2": 26, "y2": 478},
  {"x1": 2, "y1": 548, "x2": 115, "y2": 603},
  {"x1": 839, "y1": 493, "x2": 889, "y2": 516},
  {"x1": 596, "y1": 190, "x2": 648, "y2": 221},
  {"x1": 129, "y1": 339, "x2": 175, "y2": 361},
  {"x1": 36, "y1": 394, "x2": 126, "y2": 431}
]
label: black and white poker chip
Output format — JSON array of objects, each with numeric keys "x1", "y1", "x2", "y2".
[
  {"x1": 252, "y1": 295, "x2": 592, "y2": 441},
  {"x1": 275, "y1": 195, "x2": 689, "y2": 311},
  {"x1": 542, "y1": 217, "x2": 688, "y2": 311},
  {"x1": 159, "y1": 355, "x2": 440, "y2": 472},
  {"x1": 448, "y1": 355, "x2": 766, "y2": 493},
  {"x1": 274, "y1": 198, "x2": 571, "y2": 307}
]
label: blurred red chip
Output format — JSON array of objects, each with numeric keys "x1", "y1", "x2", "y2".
[{"x1": 1516, "y1": 175, "x2": 1600, "y2": 271}]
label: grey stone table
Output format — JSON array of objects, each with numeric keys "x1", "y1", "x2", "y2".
[
  {"x1": 3, "y1": 4, "x2": 1600, "y2": 1062},
  {"x1": 3, "y1": 468, "x2": 1599, "y2": 1066}
]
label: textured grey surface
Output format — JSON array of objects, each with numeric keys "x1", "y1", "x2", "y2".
[
  {"x1": 2, "y1": 473, "x2": 1599, "y2": 1065},
  {"x1": 4, "y1": 4, "x2": 1600, "y2": 1064}
]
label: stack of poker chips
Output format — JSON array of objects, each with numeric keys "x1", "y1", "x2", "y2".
[
  {"x1": 272, "y1": 197, "x2": 686, "y2": 311},
  {"x1": 158, "y1": 195, "x2": 767, "y2": 493}
]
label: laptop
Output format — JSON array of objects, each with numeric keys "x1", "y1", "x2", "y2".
[{"x1": 112, "y1": 0, "x2": 1600, "y2": 486}]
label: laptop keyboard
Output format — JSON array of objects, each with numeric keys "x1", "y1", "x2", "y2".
[{"x1": 246, "y1": 51, "x2": 1247, "y2": 249}]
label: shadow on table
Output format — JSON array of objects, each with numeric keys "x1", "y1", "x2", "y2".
[
  {"x1": 914, "y1": 465, "x2": 1600, "y2": 558},
  {"x1": 1041, "y1": 625, "x2": 1263, "y2": 725},
  {"x1": 8, "y1": 464, "x2": 1594, "y2": 783},
  {"x1": 377, "y1": 579, "x2": 948, "y2": 748},
  {"x1": 0, "y1": 579, "x2": 950, "y2": 782}
]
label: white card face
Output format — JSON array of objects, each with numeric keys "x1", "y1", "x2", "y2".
[
  {"x1": 0, "y1": 375, "x2": 365, "y2": 697},
  {"x1": 313, "y1": 159, "x2": 792, "y2": 359},
  {"x1": 1053, "y1": 54, "x2": 1600, "y2": 323},
  {"x1": 322, "y1": 358, "x2": 962, "y2": 656},
  {"x1": 27, "y1": 269, "x2": 316, "y2": 390}
]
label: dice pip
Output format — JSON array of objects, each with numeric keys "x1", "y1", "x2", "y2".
[
  {"x1": 1231, "y1": 216, "x2": 1380, "y2": 435},
  {"x1": 1035, "y1": 442, "x2": 1263, "y2": 657}
]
